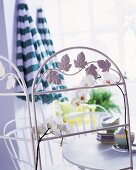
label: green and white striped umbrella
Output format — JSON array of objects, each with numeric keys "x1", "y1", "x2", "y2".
[
  {"x1": 37, "y1": 8, "x2": 55, "y2": 57},
  {"x1": 37, "y1": 7, "x2": 59, "y2": 72},
  {"x1": 16, "y1": 1, "x2": 66, "y2": 103},
  {"x1": 37, "y1": 8, "x2": 67, "y2": 101}
]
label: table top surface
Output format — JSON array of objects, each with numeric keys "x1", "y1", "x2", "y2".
[{"x1": 62, "y1": 134, "x2": 136, "y2": 170}]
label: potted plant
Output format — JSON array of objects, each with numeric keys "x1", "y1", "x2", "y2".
[
  {"x1": 86, "y1": 89, "x2": 121, "y2": 114},
  {"x1": 55, "y1": 88, "x2": 121, "y2": 131},
  {"x1": 86, "y1": 88, "x2": 121, "y2": 135}
]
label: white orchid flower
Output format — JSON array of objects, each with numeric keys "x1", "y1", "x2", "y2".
[
  {"x1": 100, "y1": 72, "x2": 118, "y2": 85},
  {"x1": 37, "y1": 123, "x2": 47, "y2": 134},
  {"x1": 76, "y1": 90, "x2": 90, "y2": 103},
  {"x1": 0, "y1": 61, "x2": 5, "y2": 78},
  {"x1": 69, "y1": 74, "x2": 96, "y2": 107},
  {"x1": 46, "y1": 116, "x2": 55, "y2": 128},
  {"x1": 53, "y1": 128, "x2": 62, "y2": 137},
  {"x1": 71, "y1": 97, "x2": 81, "y2": 107},
  {"x1": 59, "y1": 122, "x2": 67, "y2": 131},
  {"x1": 71, "y1": 89, "x2": 90, "y2": 107},
  {"x1": 45, "y1": 116, "x2": 62, "y2": 137},
  {"x1": 50, "y1": 121, "x2": 57, "y2": 133},
  {"x1": 33, "y1": 116, "x2": 73, "y2": 139},
  {"x1": 80, "y1": 75, "x2": 96, "y2": 87},
  {"x1": 6, "y1": 75, "x2": 16, "y2": 89},
  {"x1": 50, "y1": 121, "x2": 68, "y2": 137},
  {"x1": 32, "y1": 123, "x2": 46, "y2": 136}
]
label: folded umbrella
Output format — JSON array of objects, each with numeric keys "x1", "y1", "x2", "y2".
[
  {"x1": 16, "y1": 1, "x2": 66, "y2": 103},
  {"x1": 37, "y1": 8, "x2": 67, "y2": 102},
  {"x1": 37, "y1": 8, "x2": 55, "y2": 57}
]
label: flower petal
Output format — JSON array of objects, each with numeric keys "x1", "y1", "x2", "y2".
[{"x1": 0, "y1": 61, "x2": 5, "y2": 78}]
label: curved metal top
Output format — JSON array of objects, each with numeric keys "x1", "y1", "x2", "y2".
[
  {"x1": 0, "y1": 55, "x2": 28, "y2": 96},
  {"x1": 32, "y1": 46, "x2": 125, "y2": 94}
]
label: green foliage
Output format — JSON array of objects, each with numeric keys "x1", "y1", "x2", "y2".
[{"x1": 87, "y1": 89, "x2": 121, "y2": 113}]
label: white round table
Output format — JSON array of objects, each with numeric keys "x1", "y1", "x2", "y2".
[{"x1": 62, "y1": 134, "x2": 135, "y2": 170}]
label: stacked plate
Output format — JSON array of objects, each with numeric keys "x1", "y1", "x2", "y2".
[{"x1": 97, "y1": 131, "x2": 115, "y2": 144}]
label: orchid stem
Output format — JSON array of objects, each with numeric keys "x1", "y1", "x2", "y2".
[{"x1": 60, "y1": 137, "x2": 64, "y2": 146}]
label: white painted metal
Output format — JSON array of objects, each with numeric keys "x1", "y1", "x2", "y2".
[
  {"x1": 0, "y1": 56, "x2": 35, "y2": 169},
  {"x1": 66, "y1": 104, "x2": 109, "y2": 133},
  {"x1": 3, "y1": 119, "x2": 34, "y2": 170},
  {"x1": 31, "y1": 46, "x2": 133, "y2": 169}
]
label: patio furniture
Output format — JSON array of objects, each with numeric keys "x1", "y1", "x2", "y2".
[
  {"x1": 0, "y1": 55, "x2": 35, "y2": 169},
  {"x1": 31, "y1": 46, "x2": 133, "y2": 169}
]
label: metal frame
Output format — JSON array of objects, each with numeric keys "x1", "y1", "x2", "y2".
[
  {"x1": 31, "y1": 46, "x2": 133, "y2": 170},
  {"x1": 3, "y1": 119, "x2": 34, "y2": 170},
  {"x1": 66, "y1": 104, "x2": 110, "y2": 133},
  {"x1": 0, "y1": 55, "x2": 35, "y2": 169}
]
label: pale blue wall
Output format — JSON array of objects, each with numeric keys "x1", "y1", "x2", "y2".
[
  {"x1": 0, "y1": 0, "x2": 16, "y2": 169},
  {"x1": 0, "y1": 0, "x2": 41, "y2": 169},
  {"x1": 0, "y1": 1, "x2": 47, "y2": 169}
]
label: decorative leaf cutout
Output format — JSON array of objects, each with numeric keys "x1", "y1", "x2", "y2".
[
  {"x1": 46, "y1": 70, "x2": 61, "y2": 85},
  {"x1": 85, "y1": 64, "x2": 98, "y2": 79},
  {"x1": 58, "y1": 54, "x2": 72, "y2": 71},
  {"x1": 6, "y1": 75, "x2": 16, "y2": 89},
  {"x1": 0, "y1": 61, "x2": 5, "y2": 78},
  {"x1": 97, "y1": 59, "x2": 111, "y2": 72},
  {"x1": 74, "y1": 52, "x2": 87, "y2": 69}
]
